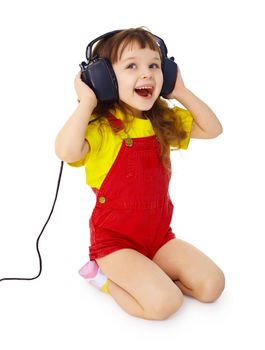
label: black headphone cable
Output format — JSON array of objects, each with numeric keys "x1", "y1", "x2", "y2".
[{"x1": 0, "y1": 160, "x2": 64, "y2": 282}]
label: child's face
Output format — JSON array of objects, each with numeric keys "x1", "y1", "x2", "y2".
[{"x1": 112, "y1": 41, "x2": 163, "y2": 117}]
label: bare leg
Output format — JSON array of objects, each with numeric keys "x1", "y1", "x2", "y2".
[
  {"x1": 107, "y1": 279, "x2": 145, "y2": 317},
  {"x1": 174, "y1": 280, "x2": 195, "y2": 298},
  {"x1": 152, "y1": 238, "x2": 225, "y2": 303},
  {"x1": 96, "y1": 248, "x2": 183, "y2": 320}
]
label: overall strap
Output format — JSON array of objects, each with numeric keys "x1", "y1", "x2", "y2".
[{"x1": 105, "y1": 112, "x2": 124, "y2": 133}]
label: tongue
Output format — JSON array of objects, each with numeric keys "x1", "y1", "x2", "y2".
[{"x1": 135, "y1": 89, "x2": 149, "y2": 97}]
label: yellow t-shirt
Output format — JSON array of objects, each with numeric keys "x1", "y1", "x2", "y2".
[{"x1": 69, "y1": 106, "x2": 193, "y2": 189}]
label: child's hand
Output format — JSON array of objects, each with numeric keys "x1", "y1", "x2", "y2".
[
  {"x1": 74, "y1": 71, "x2": 97, "y2": 107},
  {"x1": 164, "y1": 68, "x2": 187, "y2": 100}
]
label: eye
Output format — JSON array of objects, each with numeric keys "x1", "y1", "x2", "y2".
[
  {"x1": 126, "y1": 63, "x2": 136, "y2": 69},
  {"x1": 149, "y1": 63, "x2": 160, "y2": 69}
]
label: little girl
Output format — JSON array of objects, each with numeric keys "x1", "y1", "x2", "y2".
[{"x1": 55, "y1": 27, "x2": 225, "y2": 320}]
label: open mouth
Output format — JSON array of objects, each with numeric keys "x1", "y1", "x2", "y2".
[{"x1": 134, "y1": 86, "x2": 154, "y2": 98}]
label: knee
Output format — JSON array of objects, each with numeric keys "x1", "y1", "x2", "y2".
[
  {"x1": 196, "y1": 269, "x2": 225, "y2": 303},
  {"x1": 149, "y1": 289, "x2": 184, "y2": 320}
]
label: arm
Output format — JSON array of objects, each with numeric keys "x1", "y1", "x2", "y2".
[
  {"x1": 55, "y1": 72, "x2": 97, "y2": 163},
  {"x1": 166, "y1": 69, "x2": 223, "y2": 139}
]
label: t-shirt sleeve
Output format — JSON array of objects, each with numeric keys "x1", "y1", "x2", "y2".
[
  {"x1": 172, "y1": 106, "x2": 193, "y2": 149},
  {"x1": 67, "y1": 151, "x2": 89, "y2": 167},
  {"x1": 68, "y1": 120, "x2": 102, "y2": 167}
]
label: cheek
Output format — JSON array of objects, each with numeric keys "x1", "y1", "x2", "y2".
[
  {"x1": 116, "y1": 74, "x2": 134, "y2": 96},
  {"x1": 157, "y1": 72, "x2": 164, "y2": 87}
]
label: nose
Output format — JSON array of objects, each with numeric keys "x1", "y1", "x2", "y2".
[
  {"x1": 140, "y1": 74, "x2": 149, "y2": 79},
  {"x1": 139, "y1": 67, "x2": 152, "y2": 79},
  {"x1": 140, "y1": 72, "x2": 152, "y2": 79}
]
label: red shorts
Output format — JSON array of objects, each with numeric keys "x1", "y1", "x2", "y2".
[{"x1": 89, "y1": 199, "x2": 176, "y2": 260}]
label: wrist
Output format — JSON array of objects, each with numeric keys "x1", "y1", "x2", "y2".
[
  {"x1": 78, "y1": 98, "x2": 97, "y2": 111},
  {"x1": 173, "y1": 87, "x2": 192, "y2": 103}
]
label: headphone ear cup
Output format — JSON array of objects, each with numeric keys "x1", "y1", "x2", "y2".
[
  {"x1": 160, "y1": 58, "x2": 178, "y2": 96},
  {"x1": 81, "y1": 58, "x2": 119, "y2": 102}
]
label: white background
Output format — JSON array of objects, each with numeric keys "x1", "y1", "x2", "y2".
[{"x1": 0, "y1": 0, "x2": 264, "y2": 349}]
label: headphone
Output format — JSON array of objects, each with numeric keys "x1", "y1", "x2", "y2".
[{"x1": 79, "y1": 30, "x2": 178, "y2": 102}]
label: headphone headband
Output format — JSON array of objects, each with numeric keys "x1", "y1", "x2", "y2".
[
  {"x1": 85, "y1": 29, "x2": 168, "y2": 62},
  {"x1": 85, "y1": 30, "x2": 122, "y2": 61}
]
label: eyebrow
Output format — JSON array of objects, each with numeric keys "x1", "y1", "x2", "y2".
[{"x1": 121, "y1": 56, "x2": 161, "y2": 63}]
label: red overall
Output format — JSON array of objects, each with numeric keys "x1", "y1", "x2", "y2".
[{"x1": 89, "y1": 114, "x2": 176, "y2": 261}]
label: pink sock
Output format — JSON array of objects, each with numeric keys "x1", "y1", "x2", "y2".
[{"x1": 79, "y1": 260, "x2": 109, "y2": 293}]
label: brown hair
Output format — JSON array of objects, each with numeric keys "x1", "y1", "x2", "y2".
[{"x1": 90, "y1": 27, "x2": 187, "y2": 170}]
